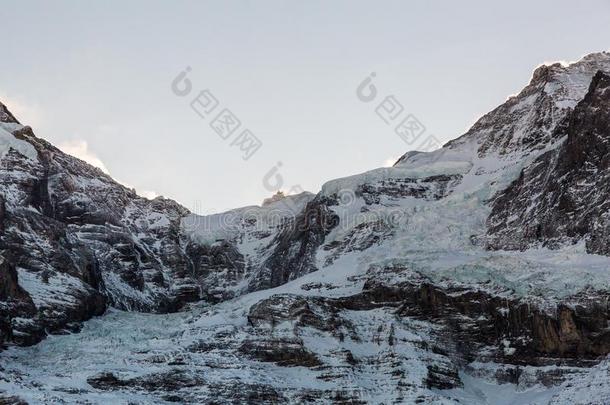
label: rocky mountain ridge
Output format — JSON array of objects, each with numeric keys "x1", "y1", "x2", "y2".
[
  {"x1": 1, "y1": 52, "x2": 610, "y2": 404},
  {"x1": 0, "y1": 110, "x2": 194, "y2": 346},
  {"x1": 486, "y1": 70, "x2": 610, "y2": 254}
]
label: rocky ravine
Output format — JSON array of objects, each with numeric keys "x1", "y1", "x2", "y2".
[{"x1": 1, "y1": 53, "x2": 610, "y2": 404}]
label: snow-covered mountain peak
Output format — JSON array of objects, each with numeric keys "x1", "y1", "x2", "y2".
[
  {"x1": 570, "y1": 50, "x2": 610, "y2": 64},
  {"x1": 530, "y1": 51, "x2": 610, "y2": 82},
  {"x1": 444, "y1": 51, "x2": 610, "y2": 160}
]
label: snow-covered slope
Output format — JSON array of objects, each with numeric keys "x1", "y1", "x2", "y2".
[
  {"x1": 0, "y1": 107, "x2": 196, "y2": 346},
  {"x1": 445, "y1": 51, "x2": 610, "y2": 157},
  {"x1": 2, "y1": 52, "x2": 610, "y2": 404}
]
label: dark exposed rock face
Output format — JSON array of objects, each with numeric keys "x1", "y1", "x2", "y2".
[
  {"x1": 306, "y1": 263, "x2": 610, "y2": 367},
  {"x1": 426, "y1": 364, "x2": 463, "y2": 390},
  {"x1": 88, "y1": 369, "x2": 205, "y2": 392},
  {"x1": 394, "y1": 281, "x2": 610, "y2": 363},
  {"x1": 240, "y1": 268, "x2": 604, "y2": 397},
  {"x1": 0, "y1": 117, "x2": 198, "y2": 347},
  {"x1": 248, "y1": 293, "x2": 359, "y2": 341},
  {"x1": 245, "y1": 273, "x2": 608, "y2": 394},
  {"x1": 248, "y1": 264, "x2": 610, "y2": 373},
  {"x1": 239, "y1": 338, "x2": 322, "y2": 367},
  {"x1": 250, "y1": 197, "x2": 339, "y2": 291},
  {"x1": 486, "y1": 71, "x2": 610, "y2": 254},
  {"x1": 185, "y1": 240, "x2": 245, "y2": 303},
  {"x1": 0, "y1": 394, "x2": 28, "y2": 405},
  {"x1": 243, "y1": 290, "x2": 466, "y2": 399},
  {"x1": 0, "y1": 256, "x2": 36, "y2": 347},
  {"x1": 356, "y1": 174, "x2": 462, "y2": 205},
  {"x1": 87, "y1": 370, "x2": 288, "y2": 404}
]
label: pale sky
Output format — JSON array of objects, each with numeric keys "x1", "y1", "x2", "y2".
[{"x1": 1, "y1": 0, "x2": 609, "y2": 213}]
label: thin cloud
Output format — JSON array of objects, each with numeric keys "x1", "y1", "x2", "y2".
[
  {"x1": 138, "y1": 190, "x2": 159, "y2": 200},
  {"x1": 0, "y1": 92, "x2": 44, "y2": 128},
  {"x1": 383, "y1": 156, "x2": 398, "y2": 167},
  {"x1": 56, "y1": 139, "x2": 161, "y2": 201},
  {"x1": 58, "y1": 139, "x2": 110, "y2": 174}
]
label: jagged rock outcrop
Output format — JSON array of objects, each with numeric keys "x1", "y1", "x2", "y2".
[
  {"x1": 486, "y1": 71, "x2": 610, "y2": 254},
  {"x1": 356, "y1": 174, "x2": 462, "y2": 205},
  {"x1": 0, "y1": 113, "x2": 196, "y2": 346},
  {"x1": 0, "y1": 256, "x2": 36, "y2": 347},
  {"x1": 249, "y1": 197, "x2": 340, "y2": 291},
  {"x1": 184, "y1": 239, "x2": 245, "y2": 303}
]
